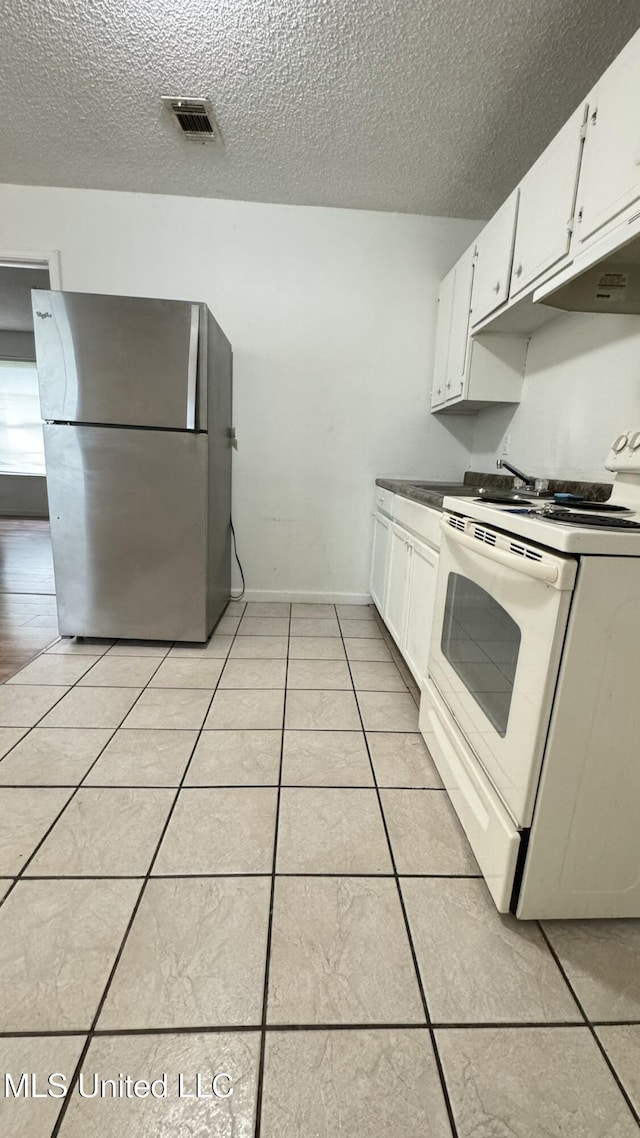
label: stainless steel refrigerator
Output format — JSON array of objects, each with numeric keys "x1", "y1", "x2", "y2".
[{"x1": 31, "y1": 289, "x2": 233, "y2": 642}]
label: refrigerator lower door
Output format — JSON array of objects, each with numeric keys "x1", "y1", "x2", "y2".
[{"x1": 44, "y1": 424, "x2": 208, "y2": 641}]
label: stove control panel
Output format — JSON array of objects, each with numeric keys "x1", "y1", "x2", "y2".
[{"x1": 606, "y1": 430, "x2": 640, "y2": 472}]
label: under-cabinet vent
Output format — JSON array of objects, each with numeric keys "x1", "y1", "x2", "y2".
[
  {"x1": 471, "y1": 526, "x2": 497, "y2": 547},
  {"x1": 162, "y1": 96, "x2": 220, "y2": 142},
  {"x1": 509, "y1": 540, "x2": 543, "y2": 562}
]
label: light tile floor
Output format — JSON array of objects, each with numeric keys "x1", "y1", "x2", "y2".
[{"x1": 0, "y1": 601, "x2": 639, "y2": 1136}]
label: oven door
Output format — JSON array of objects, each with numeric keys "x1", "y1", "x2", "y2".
[{"x1": 429, "y1": 513, "x2": 577, "y2": 826}]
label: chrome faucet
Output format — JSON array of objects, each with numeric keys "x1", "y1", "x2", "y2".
[
  {"x1": 496, "y1": 458, "x2": 536, "y2": 488},
  {"x1": 496, "y1": 458, "x2": 549, "y2": 495}
]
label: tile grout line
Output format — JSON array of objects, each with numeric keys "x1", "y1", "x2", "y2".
[
  {"x1": 15, "y1": 871, "x2": 482, "y2": 881},
  {"x1": 0, "y1": 652, "x2": 172, "y2": 910},
  {"x1": 0, "y1": 630, "x2": 62, "y2": 685},
  {"x1": 48, "y1": 608, "x2": 248, "y2": 1138},
  {"x1": 536, "y1": 921, "x2": 640, "y2": 1127},
  {"x1": 0, "y1": 782, "x2": 446, "y2": 790},
  {"x1": 252, "y1": 602, "x2": 293, "y2": 1138},
  {"x1": 0, "y1": 736, "x2": 116, "y2": 911},
  {"x1": 4, "y1": 1019, "x2": 640, "y2": 1041},
  {"x1": 3, "y1": 683, "x2": 411, "y2": 689},
  {"x1": 1, "y1": 723, "x2": 424, "y2": 732},
  {"x1": 1, "y1": 607, "x2": 638, "y2": 1135},
  {"x1": 13, "y1": 608, "x2": 635, "y2": 1129},
  {"x1": 370, "y1": 606, "x2": 421, "y2": 709},
  {"x1": 335, "y1": 613, "x2": 461, "y2": 1138}
]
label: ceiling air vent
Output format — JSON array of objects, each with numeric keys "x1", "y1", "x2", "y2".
[{"x1": 162, "y1": 96, "x2": 220, "y2": 143}]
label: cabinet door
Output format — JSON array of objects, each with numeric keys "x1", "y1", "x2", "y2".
[
  {"x1": 430, "y1": 269, "x2": 454, "y2": 410},
  {"x1": 404, "y1": 537, "x2": 439, "y2": 687},
  {"x1": 471, "y1": 190, "x2": 519, "y2": 326},
  {"x1": 510, "y1": 105, "x2": 586, "y2": 297},
  {"x1": 370, "y1": 511, "x2": 391, "y2": 612},
  {"x1": 444, "y1": 246, "x2": 475, "y2": 401},
  {"x1": 384, "y1": 524, "x2": 412, "y2": 647},
  {"x1": 576, "y1": 31, "x2": 640, "y2": 245}
]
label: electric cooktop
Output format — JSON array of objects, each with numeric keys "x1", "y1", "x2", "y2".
[
  {"x1": 444, "y1": 431, "x2": 640, "y2": 555},
  {"x1": 537, "y1": 507, "x2": 640, "y2": 530}
]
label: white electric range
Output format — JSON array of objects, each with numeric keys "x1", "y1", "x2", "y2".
[{"x1": 420, "y1": 431, "x2": 640, "y2": 919}]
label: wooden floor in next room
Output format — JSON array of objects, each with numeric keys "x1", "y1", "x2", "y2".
[{"x1": 0, "y1": 519, "x2": 57, "y2": 682}]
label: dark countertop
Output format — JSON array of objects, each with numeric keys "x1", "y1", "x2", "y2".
[
  {"x1": 376, "y1": 471, "x2": 512, "y2": 510},
  {"x1": 376, "y1": 470, "x2": 612, "y2": 511}
]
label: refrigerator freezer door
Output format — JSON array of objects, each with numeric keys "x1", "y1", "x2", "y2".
[
  {"x1": 32, "y1": 290, "x2": 202, "y2": 430},
  {"x1": 44, "y1": 424, "x2": 208, "y2": 641}
]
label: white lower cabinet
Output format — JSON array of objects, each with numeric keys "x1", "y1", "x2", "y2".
[
  {"x1": 384, "y1": 523, "x2": 413, "y2": 646},
  {"x1": 371, "y1": 497, "x2": 440, "y2": 688},
  {"x1": 404, "y1": 536, "x2": 439, "y2": 686},
  {"x1": 369, "y1": 510, "x2": 391, "y2": 610}
]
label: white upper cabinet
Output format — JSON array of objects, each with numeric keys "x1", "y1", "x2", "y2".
[
  {"x1": 430, "y1": 241, "x2": 526, "y2": 414},
  {"x1": 510, "y1": 105, "x2": 586, "y2": 298},
  {"x1": 446, "y1": 247, "x2": 475, "y2": 399},
  {"x1": 470, "y1": 190, "x2": 519, "y2": 326},
  {"x1": 574, "y1": 30, "x2": 640, "y2": 246},
  {"x1": 430, "y1": 246, "x2": 475, "y2": 411},
  {"x1": 430, "y1": 267, "x2": 455, "y2": 410}
]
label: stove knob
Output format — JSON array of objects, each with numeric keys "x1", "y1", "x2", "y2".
[
  {"x1": 629, "y1": 431, "x2": 640, "y2": 451},
  {"x1": 612, "y1": 433, "x2": 629, "y2": 452}
]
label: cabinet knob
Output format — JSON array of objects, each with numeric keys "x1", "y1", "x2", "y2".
[
  {"x1": 514, "y1": 263, "x2": 523, "y2": 277},
  {"x1": 493, "y1": 281, "x2": 501, "y2": 293}
]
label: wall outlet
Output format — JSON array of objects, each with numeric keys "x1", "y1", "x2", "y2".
[{"x1": 501, "y1": 433, "x2": 511, "y2": 456}]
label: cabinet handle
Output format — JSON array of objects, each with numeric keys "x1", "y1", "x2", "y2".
[
  {"x1": 492, "y1": 281, "x2": 501, "y2": 293},
  {"x1": 514, "y1": 263, "x2": 523, "y2": 277}
]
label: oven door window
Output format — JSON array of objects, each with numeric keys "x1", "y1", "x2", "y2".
[{"x1": 441, "y1": 573, "x2": 521, "y2": 738}]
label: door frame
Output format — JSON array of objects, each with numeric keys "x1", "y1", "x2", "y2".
[
  {"x1": 0, "y1": 250, "x2": 61, "y2": 510},
  {"x1": 0, "y1": 249, "x2": 62, "y2": 288}
]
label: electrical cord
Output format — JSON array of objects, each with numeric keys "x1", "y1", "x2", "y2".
[{"x1": 230, "y1": 518, "x2": 246, "y2": 600}]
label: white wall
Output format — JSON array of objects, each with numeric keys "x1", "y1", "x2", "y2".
[
  {"x1": 470, "y1": 312, "x2": 640, "y2": 483},
  {"x1": 0, "y1": 183, "x2": 478, "y2": 601}
]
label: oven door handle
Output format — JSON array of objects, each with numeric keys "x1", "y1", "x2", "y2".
[{"x1": 441, "y1": 522, "x2": 559, "y2": 584}]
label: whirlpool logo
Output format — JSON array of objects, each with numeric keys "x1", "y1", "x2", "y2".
[{"x1": 35, "y1": 310, "x2": 52, "y2": 319}]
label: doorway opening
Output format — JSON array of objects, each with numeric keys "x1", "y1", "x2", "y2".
[{"x1": 0, "y1": 252, "x2": 61, "y2": 678}]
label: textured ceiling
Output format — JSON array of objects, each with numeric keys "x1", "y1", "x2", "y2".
[{"x1": 1, "y1": 0, "x2": 639, "y2": 218}]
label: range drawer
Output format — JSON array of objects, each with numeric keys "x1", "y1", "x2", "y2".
[{"x1": 420, "y1": 680, "x2": 521, "y2": 913}]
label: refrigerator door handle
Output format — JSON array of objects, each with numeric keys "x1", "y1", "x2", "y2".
[{"x1": 186, "y1": 304, "x2": 200, "y2": 430}]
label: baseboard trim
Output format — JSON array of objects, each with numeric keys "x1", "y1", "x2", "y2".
[{"x1": 238, "y1": 589, "x2": 372, "y2": 605}]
